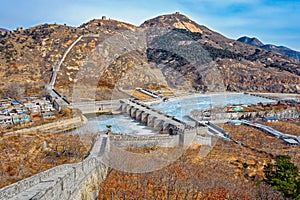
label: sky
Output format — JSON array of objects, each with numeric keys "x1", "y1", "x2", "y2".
[{"x1": 1, "y1": 0, "x2": 300, "y2": 51}]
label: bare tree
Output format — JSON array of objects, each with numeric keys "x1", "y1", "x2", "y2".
[{"x1": 6, "y1": 81, "x2": 25, "y2": 99}]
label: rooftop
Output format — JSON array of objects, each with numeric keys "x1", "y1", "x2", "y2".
[{"x1": 283, "y1": 138, "x2": 299, "y2": 145}]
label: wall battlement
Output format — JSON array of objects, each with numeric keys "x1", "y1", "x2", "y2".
[
  {"x1": 0, "y1": 127, "x2": 211, "y2": 200},
  {"x1": 0, "y1": 135, "x2": 108, "y2": 200}
]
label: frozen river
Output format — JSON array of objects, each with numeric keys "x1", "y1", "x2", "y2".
[
  {"x1": 69, "y1": 114, "x2": 157, "y2": 135},
  {"x1": 150, "y1": 93, "x2": 275, "y2": 121},
  {"x1": 70, "y1": 93, "x2": 275, "y2": 135}
]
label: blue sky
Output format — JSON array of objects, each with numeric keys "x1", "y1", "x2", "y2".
[{"x1": 1, "y1": 0, "x2": 300, "y2": 51}]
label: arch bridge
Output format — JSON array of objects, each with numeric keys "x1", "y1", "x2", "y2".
[{"x1": 119, "y1": 99, "x2": 189, "y2": 133}]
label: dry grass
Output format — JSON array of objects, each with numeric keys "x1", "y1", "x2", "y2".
[
  {"x1": 259, "y1": 121, "x2": 300, "y2": 136},
  {"x1": 98, "y1": 141, "x2": 283, "y2": 199},
  {"x1": 221, "y1": 124, "x2": 300, "y2": 168},
  {"x1": 0, "y1": 132, "x2": 95, "y2": 188}
]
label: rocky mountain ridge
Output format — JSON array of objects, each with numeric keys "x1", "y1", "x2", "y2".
[
  {"x1": 238, "y1": 36, "x2": 300, "y2": 61},
  {"x1": 0, "y1": 28, "x2": 9, "y2": 33},
  {"x1": 0, "y1": 13, "x2": 299, "y2": 100}
]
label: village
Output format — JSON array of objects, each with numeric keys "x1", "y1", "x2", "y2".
[{"x1": 0, "y1": 95, "x2": 59, "y2": 132}]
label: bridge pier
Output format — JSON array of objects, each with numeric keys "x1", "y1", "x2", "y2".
[
  {"x1": 120, "y1": 100, "x2": 187, "y2": 134},
  {"x1": 136, "y1": 110, "x2": 143, "y2": 121},
  {"x1": 121, "y1": 104, "x2": 127, "y2": 113},
  {"x1": 130, "y1": 107, "x2": 138, "y2": 119},
  {"x1": 141, "y1": 112, "x2": 150, "y2": 125},
  {"x1": 154, "y1": 119, "x2": 164, "y2": 131},
  {"x1": 147, "y1": 116, "x2": 157, "y2": 127},
  {"x1": 126, "y1": 105, "x2": 134, "y2": 116},
  {"x1": 163, "y1": 122, "x2": 172, "y2": 131}
]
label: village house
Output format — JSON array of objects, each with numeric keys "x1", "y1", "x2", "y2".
[
  {"x1": 24, "y1": 101, "x2": 41, "y2": 114},
  {"x1": 262, "y1": 116, "x2": 279, "y2": 122},
  {"x1": 0, "y1": 95, "x2": 59, "y2": 129},
  {"x1": 12, "y1": 114, "x2": 31, "y2": 124},
  {"x1": 41, "y1": 112, "x2": 56, "y2": 119},
  {"x1": 15, "y1": 107, "x2": 28, "y2": 115},
  {"x1": 0, "y1": 115, "x2": 13, "y2": 125},
  {"x1": 1, "y1": 109, "x2": 9, "y2": 115},
  {"x1": 42, "y1": 103, "x2": 55, "y2": 112},
  {"x1": 0, "y1": 99, "x2": 11, "y2": 109},
  {"x1": 283, "y1": 138, "x2": 299, "y2": 146}
]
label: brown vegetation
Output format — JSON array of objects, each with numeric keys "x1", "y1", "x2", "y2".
[
  {"x1": 98, "y1": 140, "x2": 285, "y2": 199},
  {"x1": 0, "y1": 132, "x2": 95, "y2": 188},
  {"x1": 259, "y1": 120, "x2": 300, "y2": 136},
  {"x1": 222, "y1": 124, "x2": 300, "y2": 168}
]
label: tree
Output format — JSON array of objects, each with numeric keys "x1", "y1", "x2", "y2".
[
  {"x1": 6, "y1": 82, "x2": 25, "y2": 99},
  {"x1": 264, "y1": 155, "x2": 300, "y2": 199}
]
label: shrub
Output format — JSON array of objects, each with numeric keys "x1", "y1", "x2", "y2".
[{"x1": 264, "y1": 155, "x2": 300, "y2": 199}]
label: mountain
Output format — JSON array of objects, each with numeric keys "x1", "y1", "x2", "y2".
[
  {"x1": 0, "y1": 28, "x2": 8, "y2": 35},
  {"x1": 237, "y1": 36, "x2": 264, "y2": 47},
  {"x1": 0, "y1": 28, "x2": 8, "y2": 32},
  {"x1": 238, "y1": 36, "x2": 300, "y2": 61},
  {"x1": 0, "y1": 13, "x2": 299, "y2": 100},
  {"x1": 140, "y1": 13, "x2": 299, "y2": 93}
]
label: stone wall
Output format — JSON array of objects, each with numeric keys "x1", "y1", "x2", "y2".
[
  {"x1": 34, "y1": 158, "x2": 108, "y2": 200},
  {"x1": 0, "y1": 127, "x2": 210, "y2": 200},
  {"x1": 0, "y1": 135, "x2": 108, "y2": 200},
  {"x1": 109, "y1": 127, "x2": 209, "y2": 148},
  {"x1": 4, "y1": 115, "x2": 87, "y2": 135},
  {"x1": 110, "y1": 134, "x2": 180, "y2": 148}
]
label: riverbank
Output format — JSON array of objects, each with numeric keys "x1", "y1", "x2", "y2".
[{"x1": 146, "y1": 92, "x2": 274, "y2": 105}]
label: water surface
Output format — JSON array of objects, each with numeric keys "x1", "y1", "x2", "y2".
[
  {"x1": 70, "y1": 93, "x2": 275, "y2": 134},
  {"x1": 151, "y1": 93, "x2": 275, "y2": 121}
]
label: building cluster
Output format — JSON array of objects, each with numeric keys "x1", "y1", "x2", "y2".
[{"x1": 0, "y1": 96, "x2": 57, "y2": 129}]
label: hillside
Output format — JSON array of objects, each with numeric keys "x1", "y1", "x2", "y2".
[
  {"x1": 140, "y1": 13, "x2": 299, "y2": 93},
  {"x1": 0, "y1": 18, "x2": 137, "y2": 100},
  {"x1": 238, "y1": 36, "x2": 300, "y2": 61},
  {"x1": 0, "y1": 13, "x2": 299, "y2": 101}
]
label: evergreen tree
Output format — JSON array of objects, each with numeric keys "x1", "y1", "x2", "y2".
[{"x1": 264, "y1": 155, "x2": 300, "y2": 199}]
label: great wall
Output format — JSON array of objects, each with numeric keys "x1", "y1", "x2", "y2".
[
  {"x1": 0, "y1": 134, "x2": 109, "y2": 200},
  {"x1": 2, "y1": 95, "x2": 299, "y2": 199},
  {"x1": 0, "y1": 98, "x2": 213, "y2": 200},
  {"x1": 2, "y1": 93, "x2": 299, "y2": 199},
  {"x1": 2, "y1": 30, "x2": 299, "y2": 199}
]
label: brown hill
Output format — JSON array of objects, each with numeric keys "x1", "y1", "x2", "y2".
[
  {"x1": 0, "y1": 13, "x2": 299, "y2": 100},
  {"x1": 141, "y1": 13, "x2": 300, "y2": 93},
  {"x1": 0, "y1": 18, "x2": 137, "y2": 99}
]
